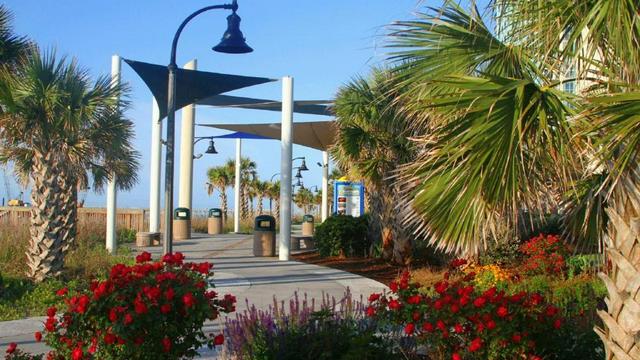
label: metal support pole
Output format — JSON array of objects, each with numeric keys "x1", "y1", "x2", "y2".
[
  {"x1": 279, "y1": 76, "x2": 293, "y2": 261},
  {"x1": 163, "y1": 63, "x2": 177, "y2": 255},
  {"x1": 234, "y1": 138, "x2": 242, "y2": 233},
  {"x1": 178, "y1": 59, "x2": 197, "y2": 212},
  {"x1": 106, "y1": 54, "x2": 120, "y2": 254},
  {"x1": 149, "y1": 98, "x2": 162, "y2": 233},
  {"x1": 321, "y1": 151, "x2": 329, "y2": 222}
]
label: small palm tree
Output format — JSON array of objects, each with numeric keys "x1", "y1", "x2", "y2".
[
  {"x1": 332, "y1": 68, "x2": 415, "y2": 264},
  {"x1": 0, "y1": 49, "x2": 139, "y2": 282},
  {"x1": 294, "y1": 188, "x2": 314, "y2": 215},
  {"x1": 253, "y1": 180, "x2": 269, "y2": 215},
  {"x1": 206, "y1": 166, "x2": 232, "y2": 223},
  {"x1": 267, "y1": 180, "x2": 280, "y2": 218},
  {"x1": 224, "y1": 157, "x2": 257, "y2": 220}
]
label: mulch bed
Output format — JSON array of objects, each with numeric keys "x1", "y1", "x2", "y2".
[{"x1": 292, "y1": 252, "x2": 409, "y2": 285}]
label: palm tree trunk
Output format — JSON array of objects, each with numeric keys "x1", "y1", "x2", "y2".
[
  {"x1": 595, "y1": 185, "x2": 640, "y2": 360},
  {"x1": 275, "y1": 199, "x2": 280, "y2": 219},
  {"x1": 26, "y1": 152, "x2": 66, "y2": 282},
  {"x1": 388, "y1": 187, "x2": 412, "y2": 265},
  {"x1": 219, "y1": 186, "x2": 228, "y2": 225},
  {"x1": 257, "y1": 196, "x2": 264, "y2": 215},
  {"x1": 241, "y1": 185, "x2": 250, "y2": 220}
]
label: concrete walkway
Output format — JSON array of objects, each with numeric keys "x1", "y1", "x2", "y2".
[{"x1": 0, "y1": 233, "x2": 387, "y2": 357}]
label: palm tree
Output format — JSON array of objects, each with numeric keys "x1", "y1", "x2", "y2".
[
  {"x1": 267, "y1": 180, "x2": 280, "y2": 218},
  {"x1": 332, "y1": 69, "x2": 415, "y2": 264},
  {"x1": 0, "y1": 5, "x2": 29, "y2": 68},
  {"x1": 206, "y1": 166, "x2": 232, "y2": 223},
  {"x1": 224, "y1": 157, "x2": 257, "y2": 220},
  {"x1": 0, "y1": 49, "x2": 139, "y2": 282},
  {"x1": 253, "y1": 180, "x2": 269, "y2": 215},
  {"x1": 388, "y1": 1, "x2": 639, "y2": 357},
  {"x1": 294, "y1": 188, "x2": 314, "y2": 215}
]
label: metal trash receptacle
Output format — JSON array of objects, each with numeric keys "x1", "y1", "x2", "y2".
[
  {"x1": 173, "y1": 207, "x2": 191, "y2": 241},
  {"x1": 207, "y1": 208, "x2": 223, "y2": 235},
  {"x1": 302, "y1": 214, "x2": 314, "y2": 236},
  {"x1": 253, "y1": 215, "x2": 276, "y2": 257}
]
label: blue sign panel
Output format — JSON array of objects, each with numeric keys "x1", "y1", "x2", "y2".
[{"x1": 333, "y1": 181, "x2": 365, "y2": 217}]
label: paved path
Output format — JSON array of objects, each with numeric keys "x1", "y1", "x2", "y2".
[{"x1": 0, "y1": 233, "x2": 387, "y2": 358}]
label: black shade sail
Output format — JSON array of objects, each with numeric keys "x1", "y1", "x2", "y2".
[
  {"x1": 197, "y1": 95, "x2": 333, "y2": 116},
  {"x1": 124, "y1": 59, "x2": 276, "y2": 120},
  {"x1": 199, "y1": 121, "x2": 336, "y2": 151}
]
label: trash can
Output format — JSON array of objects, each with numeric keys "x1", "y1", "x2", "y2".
[
  {"x1": 173, "y1": 207, "x2": 191, "y2": 241},
  {"x1": 253, "y1": 215, "x2": 276, "y2": 257},
  {"x1": 136, "y1": 232, "x2": 160, "y2": 247},
  {"x1": 302, "y1": 214, "x2": 314, "y2": 236},
  {"x1": 207, "y1": 208, "x2": 223, "y2": 235}
]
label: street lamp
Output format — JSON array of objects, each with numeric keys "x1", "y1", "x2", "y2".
[
  {"x1": 163, "y1": 0, "x2": 253, "y2": 255},
  {"x1": 193, "y1": 136, "x2": 218, "y2": 159},
  {"x1": 293, "y1": 157, "x2": 308, "y2": 171}
]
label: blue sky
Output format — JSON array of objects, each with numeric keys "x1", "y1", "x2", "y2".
[{"x1": 3, "y1": 0, "x2": 488, "y2": 211}]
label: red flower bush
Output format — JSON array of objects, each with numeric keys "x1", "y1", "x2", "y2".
[
  {"x1": 520, "y1": 234, "x2": 569, "y2": 275},
  {"x1": 35, "y1": 252, "x2": 235, "y2": 359},
  {"x1": 367, "y1": 267, "x2": 562, "y2": 359}
]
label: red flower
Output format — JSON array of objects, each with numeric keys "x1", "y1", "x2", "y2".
[
  {"x1": 109, "y1": 308, "x2": 118, "y2": 322},
  {"x1": 407, "y1": 295, "x2": 421, "y2": 305},
  {"x1": 420, "y1": 322, "x2": 432, "y2": 332},
  {"x1": 134, "y1": 300, "x2": 148, "y2": 314},
  {"x1": 436, "y1": 320, "x2": 446, "y2": 331},
  {"x1": 434, "y1": 281, "x2": 448, "y2": 294},
  {"x1": 34, "y1": 331, "x2": 42, "y2": 342},
  {"x1": 183, "y1": 293, "x2": 196, "y2": 308},
  {"x1": 404, "y1": 323, "x2": 415, "y2": 335},
  {"x1": 72, "y1": 347, "x2": 83, "y2": 360},
  {"x1": 469, "y1": 337, "x2": 482, "y2": 352},
  {"x1": 388, "y1": 299, "x2": 401, "y2": 310},
  {"x1": 452, "y1": 353, "x2": 462, "y2": 360},
  {"x1": 450, "y1": 304, "x2": 460, "y2": 313},
  {"x1": 368, "y1": 293, "x2": 381, "y2": 302},
  {"x1": 486, "y1": 319, "x2": 496, "y2": 330},
  {"x1": 162, "y1": 337, "x2": 172, "y2": 352},
  {"x1": 213, "y1": 334, "x2": 224, "y2": 346},
  {"x1": 198, "y1": 262, "x2": 212, "y2": 275},
  {"x1": 553, "y1": 319, "x2": 562, "y2": 329},
  {"x1": 44, "y1": 317, "x2": 57, "y2": 332},
  {"x1": 454, "y1": 323, "x2": 464, "y2": 334},
  {"x1": 161, "y1": 304, "x2": 172, "y2": 314},
  {"x1": 512, "y1": 333, "x2": 522, "y2": 343},
  {"x1": 46, "y1": 307, "x2": 57, "y2": 318},
  {"x1": 165, "y1": 288, "x2": 175, "y2": 300},
  {"x1": 104, "y1": 333, "x2": 116, "y2": 345},
  {"x1": 473, "y1": 297, "x2": 486, "y2": 308},
  {"x1": 389, "y1": 281, "x2": 399, "y2": 293},
  {"x1": 497, "y1": 306, "x2": 509, "y2": 318},
  {"x1": 56, "y1": 288, "x2": 68, "y2": 297},
  {"x1": 6, "y1": 342, "x2": 17, "y2": 354},
  {"x1": 124, "y1": 313, "x2": 134, "y2": 325},
  {"x1": 136, "y1": 251, "x2": 152, "y2": 263}
]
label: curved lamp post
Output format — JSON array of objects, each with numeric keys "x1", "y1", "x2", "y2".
[
  {"x1": 164, "y1": 0, "x2": 252, "y2": 255},
  {"x1": 193, "y1": 136, "x2": 218, "y2": 159}
]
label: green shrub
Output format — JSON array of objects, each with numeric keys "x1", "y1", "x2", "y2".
[
  {"x1": 479, "y1": 237, "x2": 522, "y2": 266},
  {"x1": 116, "y1": 228, "x2": 137, "y2": 243},
  {"x1": 314, "y1": 215, "x2": 369, "y2": 257},
  {"x1": 567, "y1": 254, "x2": 602, "y2": 278}
]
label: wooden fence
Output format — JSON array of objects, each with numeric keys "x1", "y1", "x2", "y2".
[{"x1": 0, "y1": 206, "x2": 147, "y2": 232}]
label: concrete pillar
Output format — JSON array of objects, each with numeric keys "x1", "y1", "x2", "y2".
[
  {"x1": 279, "y1": 76, "x2": 293, "y2": 261},
  {"x1": 321, "y1": 151, "x2": 329, "y2": 222},
  {"x1": 178, "y1": 59, "x2": 197, "y2": 211},
  {"x1": 106, "y1": 54, "x2": 120, "y2": 254},
  {"x1": 234, "y1": 138, "x2": 241, "y2": 233},
  {"x1": 149, "y1": 98, "x2": 162, "y2": 233}
]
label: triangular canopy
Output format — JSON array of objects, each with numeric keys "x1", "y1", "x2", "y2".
[
  {"x1": 199, "y1": 121, "x2": 336, "y2": 151},
  {"x1": 197, "y1": 95, "x2": 332, "y2": 116},
  {"x1": 211, "y1": 132, "x2": 271, "y2": 140},
  {"x1": 124, "y1": 59, "x2": 276, "y2": 120}
]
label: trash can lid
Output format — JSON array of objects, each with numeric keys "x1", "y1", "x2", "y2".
[
  {"x1": 208, "y1": 208, "x2": 222, "y2": 217},
  {"x1": 254, "y1": 215, "x2": 276, "y2": 231},
  {"x1": 174, "y1": 207, "x2": 191, "y2": 220},
  {"x1": 303, "y1": 214, "x2": 314, "y2": 222}
]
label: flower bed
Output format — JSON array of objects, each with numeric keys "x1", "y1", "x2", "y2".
[{"x1": 6, "y1": 252, "x2": 235, "y2": 359}]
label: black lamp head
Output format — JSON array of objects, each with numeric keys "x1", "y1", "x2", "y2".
[
  {"x1": 213, "y1": 8, "x2": 253, "y2": 54},
  {"x1": 299, "y1": 159, "x2": 309, "y2": 171},
  {"x1": 205, "y1": 140, "x2": 218, "y2": 154},
  {"x1": 295, "y1": 169, "x2": 303, "y2": 179}
]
